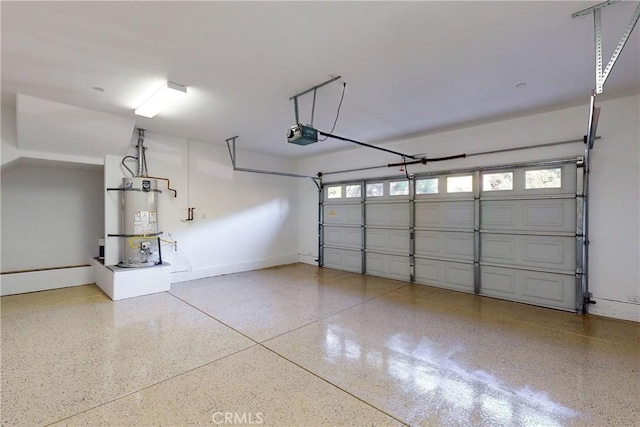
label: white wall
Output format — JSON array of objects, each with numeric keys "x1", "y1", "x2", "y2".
[
  {"x1": 103, "y1": 131, "x2": 300, "y2": 282},
  {"x1": 1, "y1": 161, "x2": 104, "y2": 272},
  {"x1": 3, "y1": 93, "x2": 300, "y2": 292},
  {"x1": 297, "y1": 95, "x2": 640, "y2": 322},
  {"x1": 182, "y1": 139, "x2": 299, "y2": 279}
]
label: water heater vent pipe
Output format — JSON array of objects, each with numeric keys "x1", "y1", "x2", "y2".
[{"x1": 137, "y1": 128, "x2": 146, "y2": 178}]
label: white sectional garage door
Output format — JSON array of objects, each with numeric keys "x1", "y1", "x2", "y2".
[
  {"x1": 478, "y1": 164, "x2": 577, "y2": 309},
  {"x1": 320, "y1": 158, "x2": 584, "y2": 312}
]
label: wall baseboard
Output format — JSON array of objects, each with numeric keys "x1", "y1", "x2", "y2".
[
  {"x1": 170, "y1": 254, "x2": 299, "y2": 284},
  {"x1": 588, "y1": 297, "x2": 640, "y2": 323},
  {"x1": 0, "y1": 266, "x2": 94, "y2": 296}
]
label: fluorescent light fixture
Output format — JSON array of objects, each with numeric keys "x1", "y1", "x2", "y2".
[{"x1": 135, "y1": 81, "x2": 187, "y2": 118}]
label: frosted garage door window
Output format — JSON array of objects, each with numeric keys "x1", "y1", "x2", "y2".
[
  {"x1": 345, "y1": 184, "x2": 361, "y2": 198},
  {"x1": 327, "y1": 186, "x2": 342, "y2": 199},
  {"x1": 416, "y1": 178, "x2": 438, "y2": 194},
  {"x1": 447, "y1": 175, "x2": 473, "y2": 193},
  {"x1": 390, "y1": 181, "x2": 409, "y2": 196},
  {"x1": 483, "y1": 172, "x2": 513, "y2": 191},
  {"x1": 525, "y1": 168, "x2": 562, "y2": 189},
  {"x1": 366, "y1": 183, "x2": 384, "y2": 197}
]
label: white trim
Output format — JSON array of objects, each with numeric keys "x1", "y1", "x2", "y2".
[
  {"x1": 170, "y1": 254, "x2": 299, "y2": 283},
  {"x1": 588, "y1": 297, "x2": 640, "y2": 323},
  {"x1": 0, "y1": 266, "x2": 94, "y2": 296}
]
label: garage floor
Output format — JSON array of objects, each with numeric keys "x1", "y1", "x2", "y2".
[{"x1": 2, "y1": 263, "x2": 638, "y2": 426}]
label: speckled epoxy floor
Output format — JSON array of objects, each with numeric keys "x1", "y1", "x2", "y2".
[{"x1": 2, "y1": 264, "x2": 638, "y2": 426}]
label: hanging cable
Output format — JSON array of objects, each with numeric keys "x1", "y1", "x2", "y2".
[
  {"x1": 318, "y1": 82, "x2": 347, "y2": 141},
  {"x1": 121, "y1": 156, "x2": 137, "y2": 177},
  {"x1": 402, "y1": 156, "x2": 411, "y2": 180},
  {"x1": 142, "y1": 146, "x2": 149, "y2": 177}
]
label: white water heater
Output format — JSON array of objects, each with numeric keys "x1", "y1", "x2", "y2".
[{"x1": 119, "y1": 177, "x2": 161, "y2": 267}]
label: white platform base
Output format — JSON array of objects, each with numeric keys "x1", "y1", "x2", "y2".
[
  {"x1": 0, "y1": 266, "x2": 94, "y2": 296},
  {"x1": 93, "y1": 259, "x2": 171, "y2": 300}
]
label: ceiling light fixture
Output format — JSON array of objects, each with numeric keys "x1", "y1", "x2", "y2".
[{"x1": 135, "y1": 81, "x2": 187, "y2": 118}]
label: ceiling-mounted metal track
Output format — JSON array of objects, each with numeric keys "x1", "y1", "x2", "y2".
[{"x1": 573, "y1": 0, "x2": 640, "y2": 94}]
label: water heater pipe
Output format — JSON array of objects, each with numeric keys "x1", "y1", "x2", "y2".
[{"x1": 137, "y1": 128, "x2": 146, "y2": 177}]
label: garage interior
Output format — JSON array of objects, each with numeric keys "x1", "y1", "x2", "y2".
[{"x1": 1, "y1": 1, "x2": 639, "y2": 426}]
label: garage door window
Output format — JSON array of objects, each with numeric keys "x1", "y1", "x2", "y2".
[
  {"x1": 416, "y1": 178, "x2": 438, "y2": 194},
  {"x1": 345, "y1": 184, "x2": 361, "y2": 198},
  {"x1": 483, "y1": 172, "x2": 513, "y2": 191},
  {"x1": 366, "y1": 183, "x2": 384, "y2": 197},
  {"x1": 525, "y1": 168, "x2": 562, "y2": 189},
  {"x1": 447, "y1": 175, "x2": 473, "y2": 193},
  {"x1": 327, "y1": 186, "x2": 342, "y2": 199},
  {"x1": 390, "y1": 181, "x2": 409, "y2": 196}
]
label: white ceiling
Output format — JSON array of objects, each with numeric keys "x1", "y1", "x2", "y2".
[{"x1": 2, "y1": 1, "x2": 638, "y2": 159}]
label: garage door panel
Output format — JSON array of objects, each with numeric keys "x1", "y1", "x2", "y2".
[
  {"x1": 414, "y1": 259, "x2": 474, "y2": 292},
  {"x1": 524, "y1": 203, "x2": 569, "y2": 228},
  {"x1": 481, "y1": 267, "x2": 516, "y2": 294},
  {"x1": 366, "y1": 253, "x2": 410, "y2": 281},
  {"x1": 415, "y1": 231, "x2": 473, "y2": 261},
  {"x1": 367, "y1": 229, "x2": 409, "y2": 255},
  {"x1": 481, "y1": 235, "x2": 515, "y2": 262},
  {"x1": 480, "y1": 266, "x2": 574, "y2": 310},
  {"x1": 323, "y1": 204, "x2": 361, "y2": 225},
  {"x1": 522, "y1": 237, "x2": 574, "y2": 270},
  {"x1": 323, "y1": 248, "x2": 361, "y2": 273},
  {"x1": 524, "y1": 275, "x2": 566, "y2": 302},
  {"x1": 324, "y1": 226, "x2": 361, "y2": 250},
  {"x1": 415, "y1": 201, "x2": 474, "y2": 229},
  {"x1": 481, "y1": 234, "x2": 575, "y2": 271},
  {"x1": 366, "y1": 204, "x2": 409, "y2": 227},
  {"x1": 416, "y1": 205, "x2": 440, "y2": 225},
  {"x1": 448, "y1": 204, "x2": 475, "y2": 227},
  {"x1": 481, "y1": 199, "x2": 576, "y2": 232},
  {"x1": 480, "y1": 204, "x2": 515, "y2": 228}
]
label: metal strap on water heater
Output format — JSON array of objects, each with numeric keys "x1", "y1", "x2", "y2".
[
  {"x1": 106, "y1": 187, "x2": 162, "y2": 193},
  {"x1": 108, "y1": 232, "x2": 163, "y2": 238}
]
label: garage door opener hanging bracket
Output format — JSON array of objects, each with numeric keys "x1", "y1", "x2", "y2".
[
  {"x1": 572, "y1": 0, "x2": 639, "y2": 149},
  {"x1": 572, "y1": 0, "x2": 640, "y2": 97}
]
